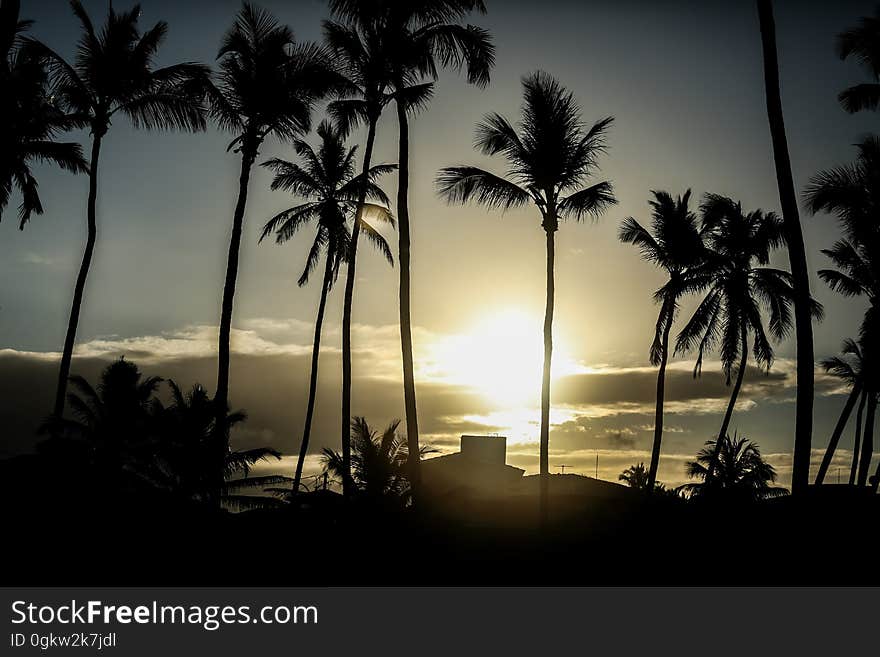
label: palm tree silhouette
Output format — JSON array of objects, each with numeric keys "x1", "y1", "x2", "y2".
[
  {"x1": 437, "y1": 71, "x2": 617, "y2": 524},
  {"x1": 322, "y1": 14, "x2": 396, "y2": 497},
  {"x1": 260, "y1": 119, "x2": 395, "y2": 497},
  {"x1": 619, "y1": 190, "x2": 705, "y2": 492},
  {"x1": 815, "y1": 339, "x2": 866, "y2": 485},
  {"x1": 804, "y1": 136, "x2": 880, "y2": 487},
  {"x1": 27, "y1": 0, "x2": 209, "y2": 424},
  {"x1": 161, "y1": 380, "x2": 288, "y2": 509},
  {"x1": 682, "y1": 433, "x2": 787, "y2": 501},
  {"x1": 322, "y1": 416, "x2": 432, "y2": 503},
  {"x1": 834, "y1": 6, "x2": 880, "y2": 113},
  {"x1": 618, "y1": 463, "x2": 650, "y2": 490},
  {"x1": 757, "y1": 0, "x2": 816, "y2": 495},
  {"x1": 675, "y1": 194, "x2": 817, "y2": 483},
  {"x1": 332, "y1": 0, "x2": 495, "y2": 495},
  {"x1": 1, "y1": 0, "x2": 87, "y2": 228},
  {"x1": 206, "y1": 3, "x2": 340, "y2": 454}
]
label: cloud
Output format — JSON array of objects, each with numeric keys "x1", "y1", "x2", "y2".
[{"x1": 0, "y1": 319, "x2": 854, "y2": 488}]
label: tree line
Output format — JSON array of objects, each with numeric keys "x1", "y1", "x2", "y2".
[{"x1": 3, "y1": 0, "x2": 879, "y2": 517}]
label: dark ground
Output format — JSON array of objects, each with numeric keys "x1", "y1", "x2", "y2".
[{"x1": 3, "y1": 456, "x2": 878, "y2": 586}]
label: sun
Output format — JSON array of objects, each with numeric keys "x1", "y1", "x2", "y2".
[{"x1": 424, "y1": 308, "x2": 581, "y2": 408}]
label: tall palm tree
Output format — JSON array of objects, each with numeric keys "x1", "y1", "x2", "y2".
[
  {"x1": 757, "y1": 0, "x2": 816, "y2": 495},
  {"x1": 322, "y1": 15, "x2": 395, "y2": 497},
  {"x1": 675, "y1": 194, "x2": 817, "y2": 483},
  {"x1": 834, "y1": 6, "x2": 880, "y2": 113},
  {"x1": 619, "y1": 190, "x2": 705, "y2": 492},
  {"x1": 260, "y1": 119, "x2": 395, "y2": 497},
  {"x1": 206, "y1": 3, "x2": 340, "y2": 455},
  {"x1": 332, "y1": 0, "x2": 495, "y2": 494},
  {"x1": 437, "y1": 72, "x2": 617, "y2": 523},
  {"x1": 804, "y1": 136, "x2": 880, "y2": 486},
  {"x1": 816, "y1": 339, "x2": 866, "y2": 485},
  {"x1": 1, "y1": 0, "x2": 87, "y2": 228},
  {"x1": 682, "y1": 433, "x2": 787, "y2": 501},
  {"x1": 28, "y1": 1, "x2": 209, "y2": 422}
]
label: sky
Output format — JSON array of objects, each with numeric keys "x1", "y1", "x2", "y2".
[{"x1": 1, "y1": 0, "x2": 878, "y2": 488}]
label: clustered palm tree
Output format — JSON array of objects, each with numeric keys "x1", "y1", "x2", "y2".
[
  {"x1": 47, "y1": 358, "x2": 287, "y2": 510},
  {"x1": 805, "y1": 134, "x2": 880, "y2": 491}
]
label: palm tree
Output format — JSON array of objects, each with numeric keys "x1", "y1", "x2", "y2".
[
  {"x1": 322, "y1": 416, "x2": 432, "y2": 503},
  {"x1": 437, "y1": 72, "x2": 617, "y2": 523},
  {"x1": 322, "y1": 15, "x2": 396, "y2": 498},
  {"x1": 619, "y1": 190, "x2": 705, "y2": 492},
  {"x1": 618, "y1": 463, "x2": 650, "y2": 490},
  {"x1": 332, "y1": 0, "x2": 495, "y2": 494},
  {"x1": 206, "y1": 3, "x2": 342, "y2": 454},
  {"x1": 161, "y1": 380, "x2": 289, "y2": 510},
  {"x1": 682, "y1": 433, "x2": 787, "y2": 501},
  {"x1": 804, "y1": 136, "x2": 880, "y2": 487},
  {"x1": 675, "y1": 194, "x2": 818, "y2": 484},
  {"x1": 260, "y1": 119, "x2": 395, "y2": 497},
  {"x1": 834, "y1": 6, "x2": 880, "y2": 113},
  {"x1": 1, "y1": 0, "x2": 87, "y2": 228},
  {"x1": 52, "y1": 357, "x2": 164, "y2": 486},
  {"x1": 28, "y1": 1, "x2": 209, "y2": 423},
  {"x1": 815, "y1": 339, "x2": 866, "y2": 485},
  {"x1": 757, "y1": 0, "x2": 816, "y2": 495}
]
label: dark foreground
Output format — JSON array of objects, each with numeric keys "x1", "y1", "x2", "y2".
[{"x1": 3, "y1": 456, "x2": 878, "y2": 586}]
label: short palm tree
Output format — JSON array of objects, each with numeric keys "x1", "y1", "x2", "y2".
[
  {"x1": 332, "y1": 0, "x2": 495, "y2": 494},
  {"x1": 835, "y1": 7, "x2": 880, "y2": 113},
  {"x1": 28, "y1": 1, "x2": 209, "y2": 423},
  {"x1": 322, "y1": 416, "x2": 432, "y2": 503},
  {"x1": 322, "y1": 16, "x2": 395, "y2": 497},
  {"x1": 805, "y1": 136, "x2": 880, "y2": 486},
  {"x1": 675, "y1": 194, "x2": 818, "y2": 483},
  {"x1": 815, "y1": 339, "x2": 866, "y2": 485},
  {"x1": 618, "y1": 463, "x2": 650, "y2": 490},
  {"x1": 682, "y1": 433, "x2": 787, "y2": 501},
  {"x1": 54, "y1": 358, "x2": 163, "y2": 483},
  {"x1": 619, "y1": 190, "x2": 705, "y2": 492},
  {"x1": 437, "y1": 71, "x2": 617, "y2": 523},
  {"x1": 161, "y1": 380, "x2": 289, "y2": 510},
  {"x1": 260, "y1": 119, "x2": 395, "y2": 497},
  {"x1": 207, "y1": 3, "x2": 341, "y2": 452},
  {"x1": 1, "y1": 0, "x2": 87, "y2": 227}
]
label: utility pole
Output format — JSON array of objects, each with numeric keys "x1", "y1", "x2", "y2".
[
  {"x1": 558, "y1": 464, "x2": 568, "y2": 475},
  {"x1": 595, "y1": 452, "x2": 599, "y2": 479}
]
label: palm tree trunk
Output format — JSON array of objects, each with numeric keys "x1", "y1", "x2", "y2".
[
  {"x1": 396, "y1": 98, "x2": 421, "y2": 496},
  {"x1": 292, "y1": 252, "x2": 334, "y2": 496},
  {"x1": 647, "y1": 302, "x2": 673, "y2": 492},
  {"x1": 757, "y1": 0, "x2": 815, "y2": 496},
  {"x1": 214, "y1": 138, "x2": 256, "y2": 489},
  {"x1": 341, "y1": 117, "x2": 377, "y2": 500},
  {"x1": 53, "y1": 133, "x2": 102, "y2": 420},
  {"x1": 815, "y1": 383, "x2": 862, "y2": 485},
  {"x1": 706, "y1": 325, "x2": 748, "y2": 483},
  {"x1": 849, "y1": 388, "x2": 867, "y2": 485},
  {"x1": 540, "y1": 224, "x2": 556, "y2": 525},
  {"x1": 857, "y1": 394, "x2": 876, "y2": 487}
]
